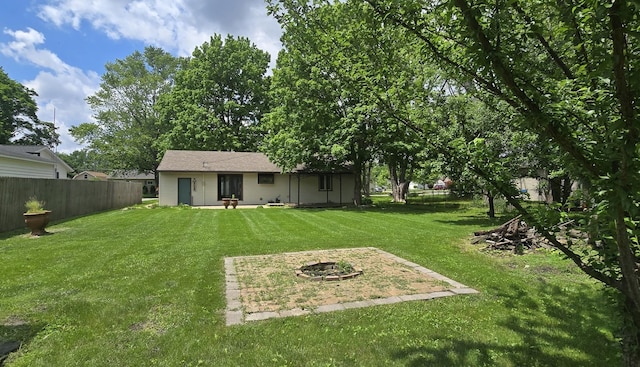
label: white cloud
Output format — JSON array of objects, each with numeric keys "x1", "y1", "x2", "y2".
[
  {"x1": 2, "y1": 28, "x2": 72, "y2": 74},
  {"x1": 0, "y1": 27, "x2": 100, "y2": 153},
  {"x1": 0, "y1": 1, "x2": 284, "y2": 154},
  {"x1": 37, "y1": 0, "x2": 282, "y2": 61}
]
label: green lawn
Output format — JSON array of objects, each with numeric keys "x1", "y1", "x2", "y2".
[{"x1": 0, "y1": 201, "x2": 621, "y2": 366}]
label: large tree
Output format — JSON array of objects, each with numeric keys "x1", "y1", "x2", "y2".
[
  {"x1": 0, "y1": 67, "x2": 59, "y2": 147},
  {"x1": 71, "y1": 46, "x2": 181, "y2": 176},
  {"x1": 266, "y1": 0, "x2": 440, "y2": 204},
  {"x1": 363, "y1": 0, "x2": 640, "y2": 363},
  {"x1": 157, "y1": 35, "x2": 271, "y2": 152},
  {"x1": 264, "y1": 46, "x2": 376, "y2": 205}
]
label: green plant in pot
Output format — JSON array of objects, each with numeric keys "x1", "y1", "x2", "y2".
[{"x1": 23, "y1": 197, "x2": 52, "y2": 236}]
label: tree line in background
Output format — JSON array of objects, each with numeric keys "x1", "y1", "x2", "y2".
[
  {"x1": 2, "y1": 1, "x2": 638, "y2": 363},
  {"x1": 69, "y1": 35, "x2": 271, "y2": 181},
  {"x1": 0, "y1": 20, "x2": 556, "y2": 208}
]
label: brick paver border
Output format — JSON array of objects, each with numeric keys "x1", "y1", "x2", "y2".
[{"x1": 224, "y1": 247, "x2": 478, "y2": 325}]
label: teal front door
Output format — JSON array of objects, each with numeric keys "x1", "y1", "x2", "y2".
[{"x1": 178, "y1": 178, "x2": 191, "y2": 205}]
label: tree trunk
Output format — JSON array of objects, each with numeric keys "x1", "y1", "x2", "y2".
[
  {"x1": 487, "y1": 193, "x2": 495, "y2": 218},
  {"x1": 362, "y1": 161, "x2": 371, "y2": 197},
  {"x1": 615, "y1": 205, "x2": 640, "y2": 366},
  {"x1": 549, "y1": 177, "x2": 562, "y2": 203},
  {"x1": 352, "y1": 158, "x2": 363, "y2": 206},
  {"x1": 561, "y1": 175, "x2": 572, "y2": 204},
  {"x1": 388, "y1": 161, "x2": 410, "y2": 202},
  {"x1": 549, "y1": 176, "x2": 572, "y2": 204},
  {"x1": 391, "y1": 181, "x2": 410, "y2": 202},
  {"x1": 620, "y1": 295, "x2": 640, "y2": 367},
  {"x1": 353, "y1": 171, "x2": 362, "y2": 206}
]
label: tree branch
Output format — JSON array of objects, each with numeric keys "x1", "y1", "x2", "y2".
[
  {"x1": 375, "y1": 94, "x2": 620, "y2": 290},
  {"x1": 511, "y1": 3, "x2": 574, "y2": 80},
  {"x1": 364, "y1": 0, "x2": 520, "y2": 109},
  {"x1": 451, "y1": 0, "x2": 599, "y2": 180}
]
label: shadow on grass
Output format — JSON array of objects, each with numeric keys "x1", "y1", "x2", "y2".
[
  {"x1": 391, "y1": 282, "x2": 620, "y2": 366},
  {"x1": 433, "y1": 214, "x2": 513, "y2": 228},
  {"x1": 294, "y1": 201, "x2": 472, "y2": 215},
  {"x1": 0, "y1": 321, "x2": 46, "y2": 366},
  {"x1": 0, "y1": 209, "x2": 114, "y2": 241}
]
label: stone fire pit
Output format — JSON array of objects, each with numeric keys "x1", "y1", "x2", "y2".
[{"x1": 295, "y1": 261, "x2": 363, "y2": 281}]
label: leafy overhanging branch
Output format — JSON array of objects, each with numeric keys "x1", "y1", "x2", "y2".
[{"x1": 374, "y1": 95, "x2": 620, "y2": 290}]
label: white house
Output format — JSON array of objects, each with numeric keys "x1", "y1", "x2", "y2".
[
  {"x1": 0, "y1": 145, "x2": 73, "y2": 179},
  {"x1": 157, "y1": 150, "x2": 356, "y2": 206}
]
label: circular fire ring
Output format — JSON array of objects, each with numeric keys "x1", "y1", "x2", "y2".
[{"x1": 295, "y1": 261, "x2": 363, "y2": 281}]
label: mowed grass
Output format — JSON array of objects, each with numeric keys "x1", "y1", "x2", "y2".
[{"x1": 0, "y1": 201, "x2": 621, "y2": 366}]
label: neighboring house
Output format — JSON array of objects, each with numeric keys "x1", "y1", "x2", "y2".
[
  {"x1": 515, "y1": 177, "x2": 546, "y2": 201},
  {"x1": 0, "y1": 145, "x2": 73, "y2": 179},
  {"x1": 157, "y1": 150, "x2": 356, "y2": 206},
  {"x1": 109, "y1": 170, "x2": 157, "y2": 195},
  {"x1": 73, "y1": 171, "x2": 109, "y2": 181}
]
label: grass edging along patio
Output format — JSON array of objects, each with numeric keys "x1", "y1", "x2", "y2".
[
  {"x1": 224, "y1": 247, "x2": 478, "y2": 325},
  {"x1": 0, "y1": 201, "x2": 622, "y2": 366}
]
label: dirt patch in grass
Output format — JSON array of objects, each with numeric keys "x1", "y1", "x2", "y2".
[{"x1": 233, "y1": 248, "x2": 449, "y2": 313}]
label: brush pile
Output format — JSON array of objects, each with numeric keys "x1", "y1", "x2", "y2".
[
  {"x1": 471, "y1": 216, "x2": 543, "y2": 253},
  {"x1": 472, "y1": 216, "x2": 590, "y2": 254}
]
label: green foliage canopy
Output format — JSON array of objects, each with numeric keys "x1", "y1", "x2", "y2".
[
  {"x1": 71, "y1": 46, "x2": 181, "y2": 174},
  {"x1": 364, "y1": 0, "x2": 640, "y2": 360},
  {"x1": 0, "y1": 67, "x2": 59, "y2": 147},
  {"x1": 266, "y1": 1, "x2": 446, "y2": 202},
  {"x1": 158, "y1": 35, "x2": 271, "y2": 152}
]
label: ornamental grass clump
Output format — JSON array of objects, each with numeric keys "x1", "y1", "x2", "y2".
[{"x1": 24, "y1": 197, "x2": 46, "y2": 213}]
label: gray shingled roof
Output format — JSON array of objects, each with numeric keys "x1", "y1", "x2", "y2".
[
  {"x1": 109, "y1": 170, "x2": 155, "y2": 180},
  {"x1": 0, "y1": 145, "x2": 57, "y2": 164},
  {"x1": 157, "y1": 150, "x2": 283, "y2": 173},
  {"x1": 0, "y1": 145, "x2": 74, "y2": 171}
]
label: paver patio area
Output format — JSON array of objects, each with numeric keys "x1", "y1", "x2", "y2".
[{"x1": 225, "y1": 247, "x2": 478, "y2": 325}]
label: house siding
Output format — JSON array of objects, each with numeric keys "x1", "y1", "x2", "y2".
[
  {"x1": 290, "y1": 173, "x2": 355, "y2": 205},
  {"x1": 38, "y1": 149, "x2": 72, "y2": 179},
  {"x1": 0, "y1": 156, "x2": 55, "y2": 178},
  {"x1": 516, "y1": 177, "x2": 545, "y2": 201},
  {"x1": 159, "y1": 171, "x2": 356, "y2": 206}
]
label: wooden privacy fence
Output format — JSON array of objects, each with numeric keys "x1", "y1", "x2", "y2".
[{"x1": 0, "y1": 178, "x2": 142, "y2": 233}]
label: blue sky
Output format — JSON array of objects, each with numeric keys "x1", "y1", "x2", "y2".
[{"x1": 0, "y1": 0, "x2": 282, "y2": 153}]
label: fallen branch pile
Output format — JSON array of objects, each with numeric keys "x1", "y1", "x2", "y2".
[
  {"x1": 471, "y1": 216, "x2": 589, "y2": 253},
  {"x1": 471, "y1": 216, "x2": 543, "y2": 253}
]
